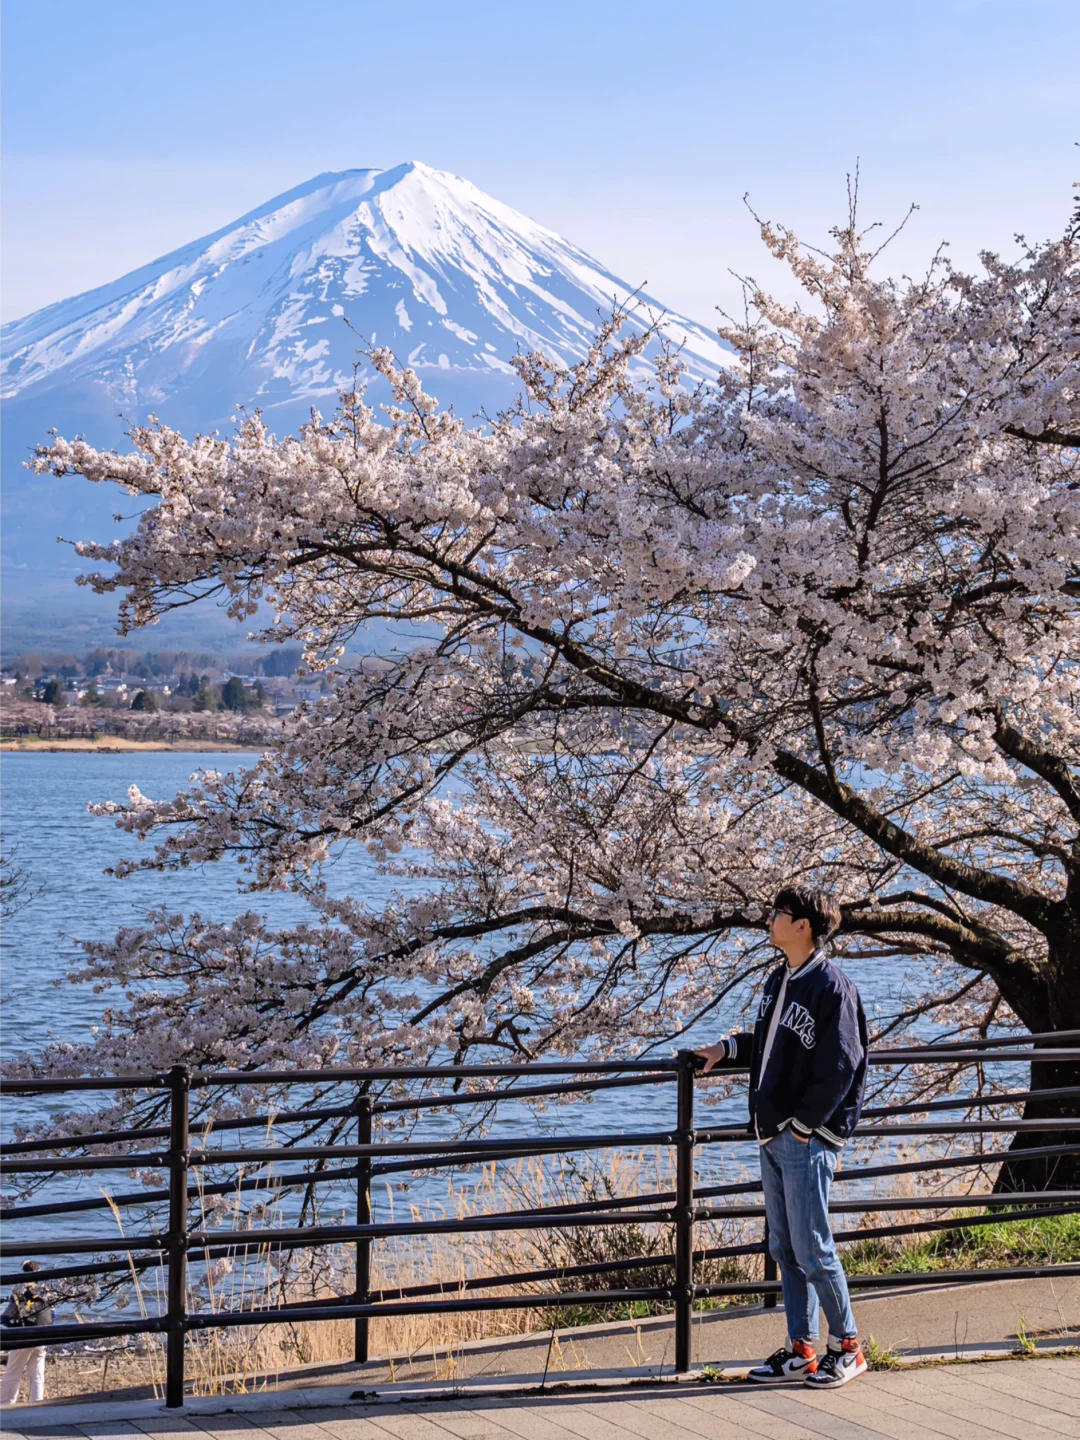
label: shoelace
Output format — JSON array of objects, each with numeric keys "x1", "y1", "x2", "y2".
[
  {"x1": 765, "y1": 1346, "x2": 802, "y2": 1370},
  {"x1": 815, "y1": 1348, "x2": 853, "y2": 1376}
]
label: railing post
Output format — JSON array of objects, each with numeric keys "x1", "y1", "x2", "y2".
[
  {"x1": 762, "y1": 1219, "x2": 778, "y2": 1307},
  {"x1": 674, "y1": 1051, "x2": 696, "y2": 1374},
  {"x1": 354, "y1": 1090, "x2": 372, "y2": 1364},
  {"x1": 165, "y1": 1064, "x2": 190, "y2": 1409}
]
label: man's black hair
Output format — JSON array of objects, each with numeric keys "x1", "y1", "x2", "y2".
[
  {"x1": 22, "y1": 1261, "x2": 40, "y2": 1273},
  {"x1": 773, "y1": 885, "x2": 842, "y2": 943}
]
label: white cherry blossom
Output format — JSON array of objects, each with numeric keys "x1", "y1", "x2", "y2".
[{"x1": 14, "y1": 194, "x2": 1079, "y2": 1191}]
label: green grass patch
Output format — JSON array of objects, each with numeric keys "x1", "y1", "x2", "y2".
[
  {"x1": 841, "y1": 1210, "x2": 1080, "y2": 1278},
  {"x1": 529, "y1": 1203, "x2": 1078, "y2": 1333}
]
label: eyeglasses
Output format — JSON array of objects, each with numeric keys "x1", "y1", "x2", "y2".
[{"x1": 770, "y1": 907, "x2": 794, "y2": 921}]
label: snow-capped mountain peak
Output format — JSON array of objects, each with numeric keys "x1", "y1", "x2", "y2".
[
  {"x1": 1, "y1": 161, "x2": 727, "y2": 424},
  {"x1": 1, "y1": 163, "x2": 731, "y2": 649}
]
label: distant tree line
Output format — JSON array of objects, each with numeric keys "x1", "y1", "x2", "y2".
[
  {"x1": 1, "y1": 696, "x2": 284, "y2": 745},
  {"x1": 32, "y1": 675, "x2": 270, "y2": 713},
  {"x1": 2, "y1": 645, "x2": 304, "y2": 682}
]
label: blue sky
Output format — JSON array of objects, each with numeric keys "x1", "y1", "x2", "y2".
[{"x1": 2, "y1": 0, "x2": 1077, "y2": 325}]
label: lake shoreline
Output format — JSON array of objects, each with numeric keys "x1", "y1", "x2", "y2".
[
  {"x1": 1, "y1": 738, "x2": 269, "y2": 752},
  {"x1": 3, "y1": 738, "x2": 555, "y2": 754}
]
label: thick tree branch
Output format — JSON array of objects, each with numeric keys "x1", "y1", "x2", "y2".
[
  {"x1": 993, "y1": 707, "x2": 1080, "y2": 828},
  {"x1": 774, "y1": 747, "x2": 1063, "y2": 931},
  {"x1": 1004, "y1": 425, "x2": 1080, "y2": 448}
]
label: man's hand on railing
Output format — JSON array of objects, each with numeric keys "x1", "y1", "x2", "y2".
[{"x1": 693, "y1": 1043, "x2": 730, "y2": 1074}]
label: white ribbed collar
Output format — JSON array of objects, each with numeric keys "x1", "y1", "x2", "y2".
[{"x1": 786, "y1": 946, "x2": 826, "y2": 981}]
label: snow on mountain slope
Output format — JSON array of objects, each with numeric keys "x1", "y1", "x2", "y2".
[
  {"x1": 0, "y1": 162, "x2": 730, "y2": 651},
  {"x1": 1, "y1": 161, "x2": 728, "y2": 423}
]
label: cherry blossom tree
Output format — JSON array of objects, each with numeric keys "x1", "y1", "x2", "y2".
[{"x1": 17, "y1": 188, "x2": 1080, "y2": 1190}]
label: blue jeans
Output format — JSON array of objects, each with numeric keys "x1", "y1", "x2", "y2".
[{"x1": 759, "y1": 1128, "x2": 857, "y2": 1346}]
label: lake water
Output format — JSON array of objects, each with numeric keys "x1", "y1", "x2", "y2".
[
  {"x1": 0, "y1": 750, "x2": 750, "y2": 1129},
  {"x1": 0, "y1": 751, "x2": 983, "y2": 1309},
  {"x1": 1, "y1": 751, "x2": 389, "y2": 1057},
  {"x1": 1, "y1": 750, "x2": 938, "y2": 1051}
]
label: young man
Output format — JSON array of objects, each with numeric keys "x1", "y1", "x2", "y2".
[
  {"x1": 0, "y1": 1261, "x2": 53, "y2": 1405},
  {"x1": 696, "y1": 885, "x2": 868, "y2": 1388}
]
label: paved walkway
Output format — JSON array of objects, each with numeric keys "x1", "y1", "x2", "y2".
[
  {"x1": 311, "y1": 1276, "x2": 1076, "y2": 1390},
  {"x1": 2, "y1": 1278, "x2": 1076, "y2": 1435},
  {"x1": 2, "y1": 1359, "x2": 1079, "y2": 1439}
]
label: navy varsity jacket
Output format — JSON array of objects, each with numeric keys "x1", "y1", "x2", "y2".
[{"x1": 719, "y1": 950, "x2": 868, "y2": 1148}]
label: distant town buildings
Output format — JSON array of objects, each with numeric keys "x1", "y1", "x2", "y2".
[{"x1": 0, "y1": 645, "x2": 350, "y2": 740}]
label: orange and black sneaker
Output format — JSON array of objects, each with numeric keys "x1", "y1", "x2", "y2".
[
  {"x1": 803, "y1": 1336, "x2": 867, "y2": 1387},
  {"x1": 747, "y1": 1339, "x2": 818, "y2": 1383}
]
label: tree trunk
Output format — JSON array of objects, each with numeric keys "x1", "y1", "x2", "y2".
[{"x1": 993, "y1": 948, "x2": 1080, "y2": 1194}]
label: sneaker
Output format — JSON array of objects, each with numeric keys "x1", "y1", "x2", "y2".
[
  {"x1": 803, "y1": 1337, "x2": 867, "y2": 1387},
  {"x1": 747, "y1": 1339, "x2": 818, "y2": 1383}
]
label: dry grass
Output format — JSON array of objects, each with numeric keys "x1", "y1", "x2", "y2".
[
  {"x1": 41, "y1": 1147, "x2": 740, "y2": 1398},
  {"x1": 24, "y1": 1143, "x2": 1024, "y2": 1400}
]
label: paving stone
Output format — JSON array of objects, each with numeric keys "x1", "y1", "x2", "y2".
[
  {"x1": 77, "y1": 1427, "x2": 148, "y2": 1440},
  {"x1": 960, "y1": 1359, "x2": 1080, "y2": 1401},
  {"x1": 348, "y1": 1408, "x2": 466, "y2": 1440},
  {"x1": 625, "y1": 1394, "x2": 776, "y2": 1440},
  {"x1": 308, "y1": 1416, "x2": 415, "y2": 1440},
  {"x1": 247, "y1": 1411, "x2": 362, "y2": 1440},
  {"x1": 450, "y1": 1398, "x2": 593, "y2": 1440},
  {"x1": 186, "y1": 1416, "x2": 281, "y2": 1439},
  {"x1": 899, "y1": 1368, "x2": 1078, "y2": 1440},
  {"x1": 677, "y1": 1385, "x2": 852, "y2": 1438},
  {"x1": 822, "y1": 1379, "x2": 1008, "y2": 1440},
  {"x1": 724, "y1": 1385, "x2": 895, "y2": 1440},
  {"x1": 415, "y1": 1401, "x2": 528, "y2": 1439},
  {"x1": 584, "y1": 1392, "x2": 749, "y2": 1440},
  {"x1": 8, "y1": 1428, "x2": 85, "y2": 1440},
  {"x1": 778, "y1": 1377, "x2": 965, "y2": 1440},
  {"x1": 933, "y1": 1366, "x2": 1080, "y2": 1435},
  {"x1": 134, "y1": 1424, "x2": 213, "y2": 1440}
]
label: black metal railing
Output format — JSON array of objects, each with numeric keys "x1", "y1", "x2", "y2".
[{"x1": 2, "y1": 1034, "x2": 1078, "y2": 1408}]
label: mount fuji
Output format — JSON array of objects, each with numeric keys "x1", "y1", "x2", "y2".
[{"x1": 1, "y1": 161, "x2": 728, "y2": 652}]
